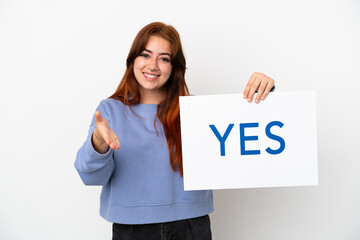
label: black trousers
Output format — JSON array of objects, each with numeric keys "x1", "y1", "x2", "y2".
[{"x1": 112, "y1": 214, "x2": 212, "y2": 240}]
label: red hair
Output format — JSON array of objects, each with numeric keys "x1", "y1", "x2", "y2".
[{"x1": 109, "y1": 22, "x2": 189, "y2": 176}]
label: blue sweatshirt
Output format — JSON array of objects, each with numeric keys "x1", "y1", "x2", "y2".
[{"x1": 75, "y1": 98, "x2": 214, "y2": 224}]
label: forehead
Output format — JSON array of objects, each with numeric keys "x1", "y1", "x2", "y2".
[{"x1": 144, "y1": 35, "x2": 171, "y2": 54}]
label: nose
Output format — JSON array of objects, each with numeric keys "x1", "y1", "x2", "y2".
[{"x1": 148, "y1": 57, "x2": 159, "y2": 71}]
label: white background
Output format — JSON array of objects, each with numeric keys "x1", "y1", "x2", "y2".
[{"x1": 0, "y1": 0, "x2": 359, "y2": 239}]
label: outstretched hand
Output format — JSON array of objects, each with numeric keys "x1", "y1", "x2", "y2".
[
  {"x1": 243, "y1": 72, "x2": 275, "y2": 103},
  {"x1": 92, "y1": 111, "x2": 120, "y2": 153}
]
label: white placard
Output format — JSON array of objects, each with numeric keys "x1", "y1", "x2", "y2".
[{"x1": 179, "y1": 91, "x2": 318, "y2": 190}]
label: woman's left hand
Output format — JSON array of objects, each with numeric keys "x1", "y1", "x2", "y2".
[{"x1": 243, "y1": 72, "x2": 275, "y2": 103}]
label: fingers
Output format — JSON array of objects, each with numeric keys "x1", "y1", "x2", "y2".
[
  {"x1": 103, "y1": 136, "x2": 120, "y2": 151},
  {"x1": 103, "y1": 131, "x2": 120, "y2": 151},
  {"x1": 243, "y1": 72, "x2": 256, "y2": 99},
  {"x1": 110, "y1": 135, "x2": 120, "y2": 150},
  {"x1": 260, "y1": 80, "x2": 274, "y2": 101},
  {"x1": 254, "y1": 80, "x2": 268, "y2": 103},
  {"x1": 243, "y1": 72, "x2": 275, "y2": 103},
  {"x1": 247, "y1": 77, "x2": 261, "y2": 103}
]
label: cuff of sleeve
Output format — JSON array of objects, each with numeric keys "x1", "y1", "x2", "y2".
[{"x1": 84, "y1": 134, "x2": 113, "y2": 160}]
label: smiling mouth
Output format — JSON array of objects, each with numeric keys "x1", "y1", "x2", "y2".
[{"x1": 143, "y1": 73, "x2": 160, "y2": 80}]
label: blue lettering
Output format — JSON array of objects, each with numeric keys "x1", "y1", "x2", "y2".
[
  {"x1": 240, "y1": 123, "x2": 261, "y2": 155},
  {"x1": 209, "y1": 124, "x2": 234, "y2": 156},
  {"x1": 265, "y1": 121, "x2": 285, "y2": 154}
]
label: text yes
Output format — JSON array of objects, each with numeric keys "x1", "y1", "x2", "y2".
[{"x1": 209, "y1": 121, "x2": 285, "y2": 156}]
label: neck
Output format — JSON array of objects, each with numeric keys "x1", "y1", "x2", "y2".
[{"x1": 139, "y1": 88, "x2": 165, "y2": 104}]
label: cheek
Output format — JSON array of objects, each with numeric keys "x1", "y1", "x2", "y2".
[
  {"x1": 134, "y1": 58, "x2": 146, "y2": 71},
  {"x1": 133, "y1": 60, "x2": 143, "y2": 81},
  {"x1": 163, "y1": 65, "x2": 172, "y2": 76}
]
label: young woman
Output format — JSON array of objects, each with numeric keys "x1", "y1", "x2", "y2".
[{"x1": 75, "y1": 22, "x2": 274, "y2": 240}]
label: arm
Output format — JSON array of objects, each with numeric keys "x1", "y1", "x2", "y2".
[{"x1": 74, "y1": 101, "x2": 118, "y2": 186}]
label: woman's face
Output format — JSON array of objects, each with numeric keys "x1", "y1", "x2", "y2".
[{"x1": 133, "y1": 35, "x2": 172, "y2": 101}]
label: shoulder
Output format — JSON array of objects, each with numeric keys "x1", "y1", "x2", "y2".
[
  {"x1": 100, "y1": 98, "x2": 124, "y2": 109},
  {"x1": 97, "y1": 98, "x2": 126, "y2": 116}
]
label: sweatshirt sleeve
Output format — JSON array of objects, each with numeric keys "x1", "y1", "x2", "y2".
[{"x1": 74, "y1": 100, "x2": 115, "y2": 186}]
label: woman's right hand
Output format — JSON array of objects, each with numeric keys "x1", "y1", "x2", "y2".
[{"x1": 92, "y1": 111, "x2": 120, "y2": 154}]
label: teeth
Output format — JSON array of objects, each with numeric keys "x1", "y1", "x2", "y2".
[{"x1": 144, "y1": 73, "x2": 158, "y2": 79}]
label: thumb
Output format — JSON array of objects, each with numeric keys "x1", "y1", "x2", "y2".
[{"x1": 95, "y1": 111, "x2": 104, "y2": 124}]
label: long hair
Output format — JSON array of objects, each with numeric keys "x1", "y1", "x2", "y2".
[{"x1": 109, "y1": 22, "x2": 189, "y2": 176}]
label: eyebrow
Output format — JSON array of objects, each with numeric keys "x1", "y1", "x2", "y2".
[{"x1": 144, "y1": 49, "x2": 171, "y2": 57}]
